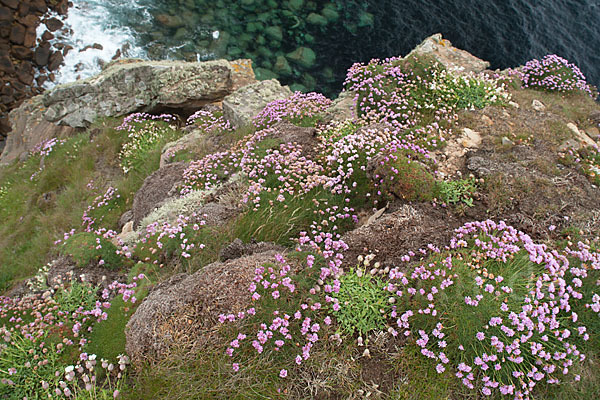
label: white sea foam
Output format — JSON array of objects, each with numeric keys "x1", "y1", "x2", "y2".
[{"x1": 39, "y1": 0, "x2": 147, "y2": 86}]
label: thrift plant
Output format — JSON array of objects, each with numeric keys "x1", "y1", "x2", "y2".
[
  {"x1": 345, "y1": 56, "x2": 509, "y2": 132},
  {"x1": 117, "y1": 113, "x2": 180, "y2": 173},
  {"x1": 518, "y1": 54, "x2": 595, "y2": 97},
  {"x1": 30, "y1": 137, "x2": 64, "y2": 158},
  {"x1": 186, "y1": 109, "x2": 233, "y2": 133},
  {"x1": 132, "y1": 212, "x2": 207, "y2": 266},
  {"x1": 253, "y1": 91, "x2": 332, "y2": 129},
  {"x1": 386, "y1": 220, "x2": 600, "y2": 399}
]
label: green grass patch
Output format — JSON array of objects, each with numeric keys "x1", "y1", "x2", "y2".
[
  {"x1": 0, "y1": 117, "x2": 170, "y2": 292},
  {"x1": 61, "y1": 232, "x2": 123, "y2": 270}
]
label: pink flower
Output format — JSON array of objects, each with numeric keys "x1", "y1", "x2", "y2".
[{"x1": 279, "y1": 369, "x2": 288, "y2": 378}]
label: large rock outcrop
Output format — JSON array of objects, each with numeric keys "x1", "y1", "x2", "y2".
[
  {"x1": 222, "y1": 79, "x2": 291, "y2": 128},
  {"x1": 41, "y1": 59, "x2": 255, "y2": 128},
  {"x1": 406, "y1": 33, "x2": 490, "y2": 75},
  {"x1": 1, "y1": 58, "x2": 256, "y2": 164},
  {"x1": 0, "y1": 95, "x2": 75, "y2": 164},
  {"x1": 125, "y1": 250, "x2": 289, "y2": 364}
]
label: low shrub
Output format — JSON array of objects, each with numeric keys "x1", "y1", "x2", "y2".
[
  {"x1": 331, "y1": 255, "x2": 391, "y2": 337},
  {"x1": 436, "y1": 177, "x2": 478, "y2": 207}
]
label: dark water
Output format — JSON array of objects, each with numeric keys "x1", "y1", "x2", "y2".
[{"x1": 73, "y1": 0, "x2": 600, "y2": 97}]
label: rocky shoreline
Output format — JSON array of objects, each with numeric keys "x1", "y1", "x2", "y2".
[{"x1": 0, "y1": 0, "x2": 71, "y2": 150}]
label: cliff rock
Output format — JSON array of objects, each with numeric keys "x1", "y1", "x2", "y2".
[
  {"x1": 223, "y1": 79, "x2": 291, "y2": 128},
  {"x1": 125, "y1": 251, "x2": 288, "y2": 364},
  {"x1": 1, "y1": 58, "x2": 256, "y2": 164}
]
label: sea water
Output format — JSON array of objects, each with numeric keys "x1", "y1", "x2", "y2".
[{"x1": 41, "y1": 0, "x2": 600, "y2": 97}]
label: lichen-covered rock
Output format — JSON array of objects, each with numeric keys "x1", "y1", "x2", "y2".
[
  {"x1": 132, "y1": 162, "x2": 189, "y2": 228},
  {"x1": 136, "y1": 173, "x2": 247, "y2": 232},
  {"x1": 42, "y1": 59, "x2": 255, "y2": 128},
  {"x1": 125, "y1": 251, "x2": 288, "y2": 364},
  {"x1": 222, "y1": 79, "x2": 291, "y2": 128},
  {"x1": 324, "y1": 90, "x2": 356, "y2": 123},
  {"x1": 407, "y1": 33, "x2": 490, "y2": 75},
  {"x1": 219, "y1": 238, "x2": 286, "y2": 261},
  {"x1": 1, "y1": 58, "x2": 255, "y2": 164}
]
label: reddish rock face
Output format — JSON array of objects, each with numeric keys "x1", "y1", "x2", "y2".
[
  {"x1": 41, "y1": 30, "x2": 53, "y2": 41},
  {"x1": 0, "y1": 0, "x2": 71, "y2": 141},
  {"x1": 9, "y1": 22, "x2": 25, "y2": 44},
  {"x1": 0, "y1": 7, "x2": 13, "y2": 21},
  {"x1": 0, "y1": 21, "x2": 11, "y2": 39},
  {"x1": 23, "y1": 26, "x2": 35, "y2": 47},
  {"x1": 17, "y1": 2, "x2": 30, "y2": 17},
  {"x1": 0, "y1": 0, "x2": 19, "y2": 10},
  {"x1": 0, "y1": 54, "x2": 14, "y2": 73},
  {"x1": 29, "y1": 0, "x2": 48, "y2": 14},
  {"x1": 45, "y1": 16, "x2": 62, "y2": 31},
  {"x1": 16, "y1": 61, "x2": 34, "y2": 85},
  {"x1": 20, "y1": 14, "x2": 38, "y2": 27},
  {"x1": 11, "y1": 45, "x2": 33, "y2": 60},
  {"x1": 35, "y1": 42, "x2": 51, "y2": 66},
  {"x1": 47, "y1": 50, "x2": 63, "y2": 71}
]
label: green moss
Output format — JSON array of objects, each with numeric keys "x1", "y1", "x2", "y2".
[{"x1": 378, "y1": 155, "x2": 437, "y2": 202}]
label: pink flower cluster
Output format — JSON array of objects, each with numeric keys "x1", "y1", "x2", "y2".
[
  {"x1": 186, "y1": 109, "x2": 232, "y2": 133},
  {"x1": 517, "y1": 54, "x2": 595, "y2": 97},
  {"x1": 133, "y1": 213, "x2": 207, "y2": 264},
  {"x1": 31, "y1": 138, "x2": 64, "y2": 158},
  {"x1": 344, "y1": 57, "x2": 459, "y2": 136},
  {"x1": 252, "y1": 91, "x2": 332, "y2": 129},
  {"x1": 242, "y1": 142, "x2": 329, "y2": 210},
  {"x1": 386, "y1": 219, "x2": 600, "y2": 399}
]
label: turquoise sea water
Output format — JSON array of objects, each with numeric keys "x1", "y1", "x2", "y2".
[{"x1": 55, "y1": 0, "x2": 600, "y2": 97}]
